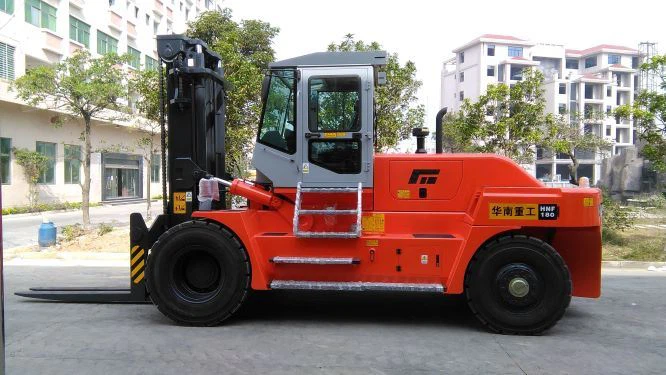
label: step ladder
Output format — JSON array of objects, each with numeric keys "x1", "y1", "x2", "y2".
[{"x1": 293, "y1": 182, "x2": 362, "y2": 239}]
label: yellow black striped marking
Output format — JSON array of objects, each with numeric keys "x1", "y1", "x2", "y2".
[
  {"x1": 133, "y1": 271, "x2": 145, "y2": 284},
  {"x1": 130, "y1": 246, "x2": 146, "y2": 284},
  {"x1": 131, "y1": 249, "x2": 145, "y2": 266}
]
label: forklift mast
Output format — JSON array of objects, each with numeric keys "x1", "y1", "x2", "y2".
[{"x1": 156, "y1": 34, "x2": 229, "y2": 223}]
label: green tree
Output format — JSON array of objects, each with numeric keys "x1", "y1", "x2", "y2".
[
  {"x1": 615, "y1": 55, "x2": 666, "y2": 171},
  {"x1": 328, "y1": 34, "x2": 425, "y2": 152},
  {"x1": 187, "y1": 9, "x2": 279, "y2": 176},
  {"x1": 12, "y1": 148, "x2": 49, "y2": 208},
  {"x1": 539, "y1": 114, "x2": 612, "y2": 184},
  {"x1": 442, "y1": 68, "x2": 548, "y2": 164},
  {"x1": 129, "y1": 68, "x2": 163, "y2": 219},
  {"x1": 13, "y1": 50, "x2": 130, "y2": 227}
]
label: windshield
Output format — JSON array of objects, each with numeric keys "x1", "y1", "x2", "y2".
[{"x1": 257, "y1": 69, "x2": 297, "y2": 154}]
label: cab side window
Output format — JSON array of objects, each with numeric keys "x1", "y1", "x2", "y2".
[
  {"x1": 258, "y1": 70, "x2": 296, "y2": 154},
  {"x1": 308, "y1": 76, "x2": 361, "y2": 132}
]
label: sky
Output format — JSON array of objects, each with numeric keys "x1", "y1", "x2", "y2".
[{"x1": 225, "y1": 0, "x2": 666, "y2": 131}]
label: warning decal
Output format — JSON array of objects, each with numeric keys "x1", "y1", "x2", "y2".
[
  {"x1": 489, "y1": 203, "x2": 559, "y2": 221},
  {"x1": 174, "y1": 192, "x2": 187, "y2": 214},
  {"x1": 396, "y1": 189, "x2": 411, "y2": 199},
  {"x1": 362, "y1": 213, "x2": 385, "y2": 233}
]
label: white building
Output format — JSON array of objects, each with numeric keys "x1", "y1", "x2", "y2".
[
  {"x1": 441, "y1": 34, "x2": 640, "y2": 184},
  {"x1": 0, "y1": 0, "x2": 221, "y2": 208}
]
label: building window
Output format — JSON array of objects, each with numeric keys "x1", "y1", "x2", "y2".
[
  {"x1": 510, "y1": 66, "x2": 523, "y2": 81},
  {"x1": 0, "y1": 42, "x2": 16, "y2": 80},
  {"x1": 145, "y1": 14, "x2": 150, "y2": 26},
  {"x1": 585, "y1": 56, "x2": 597, "y2": 68},
  {"x1": 153, "y1": 21, "x2": 159, "y2": 34},
  {"x1": 0, "y1": 137, "x2": 10, "y2": 184},
  {"x1": 459, "y1": 72, "x2": 464, "y2": 82},
  {"x1": 134, "y1": 6, "x2": 138, "y2": 18},
  {"x1": 487, "y1": 44, "x2": 495, "y2": 56},
  {"x1": 565, "y1": 59, "x2": 579, "y2": 69},
  {"x1": 508, "y1": 46, "x2": 523, "y2": 57},
  {"x1": 185, "y1": 8, "x2": 189, "y2": 19},
  {"x1": 632, "y1": 56, "x2": 639, "y2": 69},
  {"x1": 64, "y1": 144, "x2": 81, "y2": 184},
  {"x1": 487, "y1": 65, "x2": 495, "y2": 76},
  {"x1": 151, "y1": 154, "x2": 160, "y2": 183},
  {"x1": 36, "y1": 141, "x2": 56, "y2": 184},
  {"x1": 608, "y1": 54, "x2": 621, "y2": 65},
  {"x1": 145, "y1": 56, "x2": 158, "y2": 71},
  {"x1": 558, "y1": 103, "x2": 566, "y2": 114},
  {"x1": 128, "y1": 47, "x2": 140, "y2": 69},
  {"x1": 606, "y1": 126, "x2": 611, "y2": 136},
  {"x1": 459, "y1": 52, "x2": 464, "y2": 64},
  {"x1": 607, "y1": 86, "x2": 612, "y2": 97},
  {"x1": 1, "y1": 0, "x2": 14, "y2": 15},
  {"x1": 559, "y1": 83, "x2": 566, "y2": 95},
  {"x1": 69, "y1": 17, "x2": 90, "y2": 48},
  {"x1": 606, "y1": 105, "x2": 612, "y2": 114},
  {"x1": 25, "y1": 0, "x2": 56, "y2": 31},
  {"x1": 97, "y1": 31, "x2": 118, "y2": 55},
  {"x1": 459, "y1": 91, "x2": 464, "y2": 101}
]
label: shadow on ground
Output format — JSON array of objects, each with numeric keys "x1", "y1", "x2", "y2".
[{"x1": 227, "y1": 290, "x2": 479, "y2": 330}]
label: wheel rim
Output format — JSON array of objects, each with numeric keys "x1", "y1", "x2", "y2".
[
  {"x1": 495, "y1": 263, "x2": 543, "y2": 310},
  {"x1": 171, "y1": 246, "x2": 224, "y2": 304}
]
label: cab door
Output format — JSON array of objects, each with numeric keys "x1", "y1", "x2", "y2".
[{"x1": 299, "y1": 67, "x2": 373, "y2": 187}]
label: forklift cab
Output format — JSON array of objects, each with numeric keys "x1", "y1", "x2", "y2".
[{"x1": 252, "y1": 51, "x2": 387, "y2": 188}]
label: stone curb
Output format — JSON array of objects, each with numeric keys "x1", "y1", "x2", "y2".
[
  {"x1": 602, "y1": 260, "x2": 666, "y2": 269},
  {"x1": 4, "y1": 251, "x2": 128, "y2": 261}
]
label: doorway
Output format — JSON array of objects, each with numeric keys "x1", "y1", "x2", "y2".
[{"x1": 102, "y1": 154, "x2": 143, "y2": 201}]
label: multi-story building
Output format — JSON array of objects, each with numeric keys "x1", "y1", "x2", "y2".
[
  {"x1": 0, "y1": 0, "x2": 221, "y2": 207},
  {"x1": 441, "y1": 34, "x2": 640, "y2": 184}
]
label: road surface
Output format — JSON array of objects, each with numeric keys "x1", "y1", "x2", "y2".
[
  {"x1": 3, "y1": 266, "x2": 665, "y2": 374},
  {"x1": 2, "y1": 202, "x2": 163, "y2": 249}
]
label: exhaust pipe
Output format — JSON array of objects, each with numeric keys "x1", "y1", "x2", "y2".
[{"x1": 435, "y1": 107, "x2": 447, "y2": 154}]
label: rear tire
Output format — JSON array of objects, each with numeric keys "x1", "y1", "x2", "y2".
[
  {"x1": 465, "y1": 235, "x2": 571, "y2": 335},
  {"x1": 146, "y1": 220, "x2": 250, "y2": 326}
]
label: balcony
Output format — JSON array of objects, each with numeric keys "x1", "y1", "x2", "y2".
[
  {"x1": 154, "y1": 0, "x2": 164, "y2": 16},
  {"x1": 41, "y1": 30, "x2": 63, "y2": 55},
  {"x1": 69, "y1": 0, "x2": 85, "y2": 9},
  {"x1": 108, "y1": 10, "x2": 123, "y2": 32},
  {"x1": 127, "y1": 21, "x2": 137, "y2": 39},
  {"x1": 69, "y1": 41, "x2": 84, "y2": 55}
]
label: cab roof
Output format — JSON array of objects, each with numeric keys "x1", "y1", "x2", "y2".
[{"x1": 269, "y1": 51, "x2": 387, "y2": 68}]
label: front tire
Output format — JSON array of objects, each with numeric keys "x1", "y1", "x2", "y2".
[
  {"x1": 465, "y1": 235, "x2": 571, "y2": 335},
  {"x1": 146, "y1": 221, "x2": 250, "y2": 326}
]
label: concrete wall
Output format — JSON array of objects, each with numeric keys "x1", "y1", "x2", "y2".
[{"x1": 0, "y1": 101, "x2": 161, "y2": 208}]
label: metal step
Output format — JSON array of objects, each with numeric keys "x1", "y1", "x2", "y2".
[
  {"x1": 296, "y1": 231, "x2": 361, "y2": 239},
  {"x1": 269, "y1": 280, "x2": 446, "y2": 293},
  {"x1": 299, "y1": 209, "x2": 358, "y2": 215},
  {"x1": 271, "y1": 257, "x2": 360, "y2": 265},
  {"x1": 300, "y1": 187, "x2": 359, "y2": 193}
]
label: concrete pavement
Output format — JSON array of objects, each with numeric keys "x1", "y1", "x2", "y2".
[
  {"x1": 3, "y1": 266, "x2": 665, "y2": 374},
  {"x1": 1, "y1": 201, "x2": 163, "y2": 249}
]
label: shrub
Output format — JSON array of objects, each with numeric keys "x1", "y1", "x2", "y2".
[
  {"x1": 98, "y1": 222, "x2": 113, "y2": 236},
  {"x1": 61, "y1": 223, "x2": 85, "y2": 242}
]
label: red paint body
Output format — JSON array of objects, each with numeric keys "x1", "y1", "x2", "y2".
[{"x1": 193, "y1": 153, "x2": 602, "y2": 298}]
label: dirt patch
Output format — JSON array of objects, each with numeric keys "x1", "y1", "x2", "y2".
[{"x1": 12, "y1": 228, "x2": 129, "y2": 255}]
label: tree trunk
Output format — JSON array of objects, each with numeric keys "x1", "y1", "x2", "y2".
[
  {"x1": 146, "y1": 152, "x2": 152, "y2": 220},
  {"x1": 81, "y1": 115, "x2": 92, "y2": 228},
  {"x1": 569, "y1": 153, "x2": 579, "y2": 186}
]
